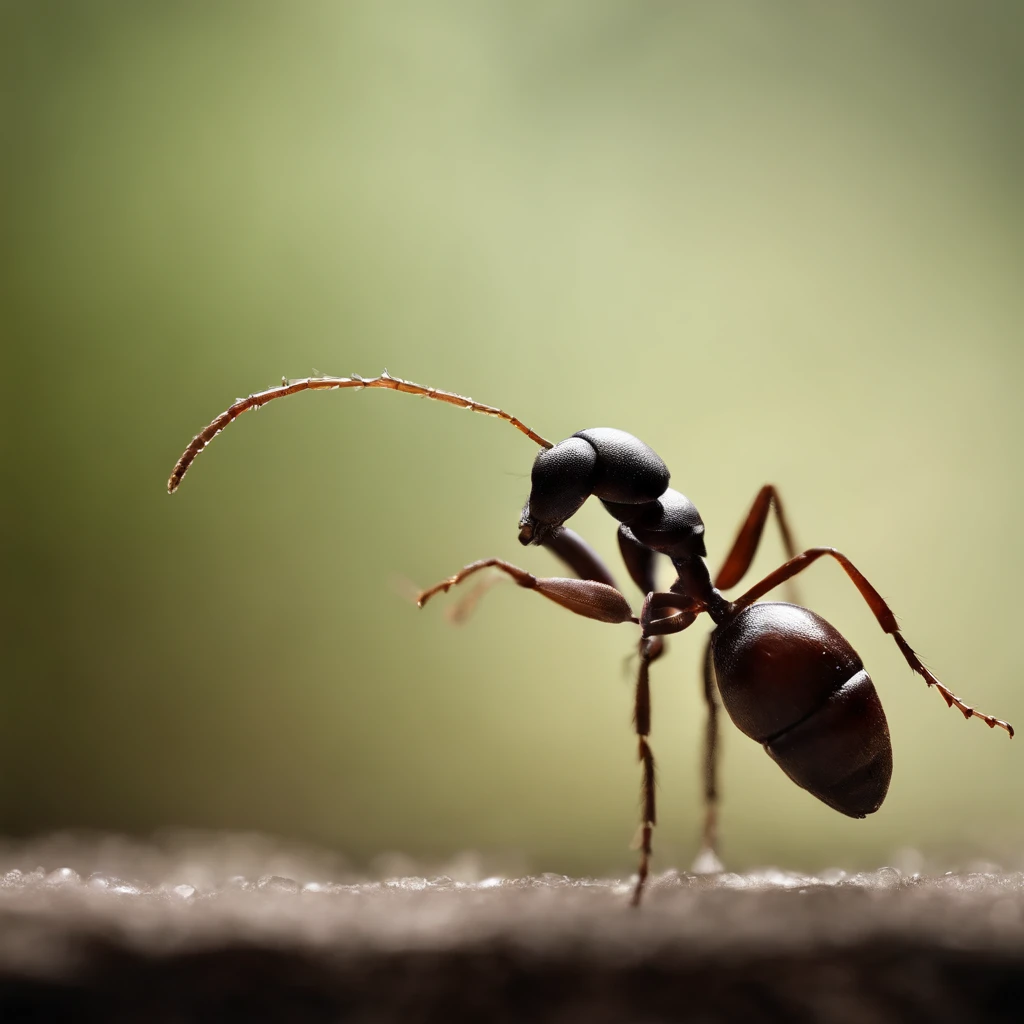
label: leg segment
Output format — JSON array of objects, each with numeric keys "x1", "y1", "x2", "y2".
[
  {"x1": 696, "y1": 484, "x2": 799, "y2": 861},
  {"x1": 618, "y1": 525, "x2": 660, "y2": 594},
  {"x1": 545, "y1": 528, "x2": 619, "y2": 587},
  {"x1": 691, "y1": 636, "x2": 724, "y2": 874},
  {"x1": 640, "y1": 591, "x2": 701, "y2": 638},
  {"x1": 715, "y1": 485, "x2": 800, "y2": 601},
  {"x1": 631, "y1": 635, "x2": 665, "y2": 907},
  {"x1": 443, "y1": 527, "x2": 618, "y2": 623},
  {"x1": 417, "y1": 558, "x2": 637, "y2": 625},
  {"x1": 732, "y1": 547, "x2": 1014, "y2": 737}
]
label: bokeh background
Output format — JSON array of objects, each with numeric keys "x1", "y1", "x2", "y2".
[{"x1": 3, "y1": 1, "x2": 1022, "y2": 878}]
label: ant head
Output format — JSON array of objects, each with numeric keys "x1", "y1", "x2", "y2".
[{"x1": 518, "y1": 438, "x2": 596, "y2": 544}]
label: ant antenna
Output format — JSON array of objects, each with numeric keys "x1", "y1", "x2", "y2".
[{"x1": 167, "y1": 369, "x2": 554, "y2": 493}]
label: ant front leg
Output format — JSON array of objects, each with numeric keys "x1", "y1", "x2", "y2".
[
  {"x1": 733, "y1": 547, "x2": 1014, "y2": 737},
  {"x1": 428, "y1": 527, "x2": 622, "y2": 622},
  {"x1": 419, "y1": 547, "x2": 664, "y2": 903},
  {"x1": 417, "y1": 558, "x2": 637, "y2": 625},
  {"x1": 546, "y1": 528, "x2": 620, "y2": 588}
]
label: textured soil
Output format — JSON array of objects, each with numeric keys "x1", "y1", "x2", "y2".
[{"x1": 2, "y1": 835, "x2": 1022, "y2": 1023}]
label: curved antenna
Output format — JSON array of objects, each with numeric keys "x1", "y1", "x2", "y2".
[{"x1": 167, "y1": 369, "x2": 554, "y2": 493}]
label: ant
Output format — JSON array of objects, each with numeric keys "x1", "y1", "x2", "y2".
[{"x1": 169, "y1": 370, "x2": 1013, "y2": 906}]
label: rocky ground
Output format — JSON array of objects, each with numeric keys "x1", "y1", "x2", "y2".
[{"x1": 2, "y1": 834, "x2": 1022, "y2": 1023}]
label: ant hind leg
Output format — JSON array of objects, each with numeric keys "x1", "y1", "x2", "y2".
[{"x1": 691, "y1": 636, "x2": 724, "y2": 874}]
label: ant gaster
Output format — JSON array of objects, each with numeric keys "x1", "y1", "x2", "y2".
[{"x1": 169, "y1": 370, "x2": 1013, "y2": 906}]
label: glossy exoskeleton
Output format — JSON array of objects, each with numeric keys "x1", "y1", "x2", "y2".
[{"x1": 169, "y1": 371, "x2": 1013, "y2": 905}]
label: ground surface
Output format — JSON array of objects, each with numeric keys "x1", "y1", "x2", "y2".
[{"x1": 2, "y1": 835, "x2": 1023, "y2": 1023}]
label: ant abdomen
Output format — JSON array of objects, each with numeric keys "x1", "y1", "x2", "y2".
[{"x1": 712, "y1": 602, "x2": 893, "y2": 818}]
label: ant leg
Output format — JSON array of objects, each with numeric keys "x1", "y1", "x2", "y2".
[
  {"x1": 691, "y1": 637, "x2": 724, "y2": 874},
  {"x1": 417, "y1": 558, "x2": 637, "y2": 625},
  {"x1": 732, "y1": 548, "x2": 1014, "y2": 737},
  {"x1": 618, "y1": 527, "x2": 685, "y2": 899},
  {"x1": 640, "y1": 591, "x2": 700, "y2": 638},
  {"x1": 444, "y1": 527, "x2": 621, "y2": 622},
  {"x1": 545, "y1": 528, "x2": 619, "y2": 587},
  {"x1": 611, "y1": 535, "x2": 677, "y2": 905},
  {"x1": 617, "y1": 525, "x2": 660, "y2": 594},
  {"x1": 691, "y1": 485, "x2": 798, "y2": 862},
  {"x1": 716, "y1": 485, "x2": 800, "y2": 602},
  {"x1": 440, "y1": 575, "x2": 503, "y2": 625},
  {"x1": 683, "y1": 486, "x2": 797, "y2": 870},
  {"x1": 631, "y1": 635, "x2": 665, "y2": 906}
]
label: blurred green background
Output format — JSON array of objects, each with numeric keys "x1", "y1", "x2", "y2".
[{"x1": 3, "y1": 0, "x2": 1022, "y2": 877}]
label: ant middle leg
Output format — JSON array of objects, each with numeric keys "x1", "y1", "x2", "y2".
[
  {"x1": 631, "y1": 634, "x2": 665, "y2": 907},
  {"x1": 636, "y1": 589, "x2": 726, "y2": 881},
  {"x1": 617, "y1": 524, "x2": 661, "y2": 595},
  {"x1": 615, "y1": 530, "x2": 682, "y2": 906},
  {"x1": 640, "y1": 591, "x2": 700, "y2": 638}
]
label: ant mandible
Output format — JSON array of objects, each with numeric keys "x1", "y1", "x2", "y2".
[{"x1": 169, "y1": 370, "x2": 1013, "y2": 906}]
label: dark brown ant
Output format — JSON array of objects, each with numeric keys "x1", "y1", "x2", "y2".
[{"x1": 169, "y1": 370, "x2": 1013, "y2": 906}]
